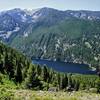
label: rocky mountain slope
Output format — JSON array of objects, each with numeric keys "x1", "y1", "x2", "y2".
[{"x1": 0, "y1": 7, "x2": 100, "y2": 67}]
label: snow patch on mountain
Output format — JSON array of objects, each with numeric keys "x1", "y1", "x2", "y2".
[
  {"x1": 0, "y1": 27, "x2": 20, "y2": 39},
  {"x1": 24, "y1": 33, "x2": 28, "y2": 37},
  {"x1": 21, "y1": 14, "x2": 27, "y2": 22}
]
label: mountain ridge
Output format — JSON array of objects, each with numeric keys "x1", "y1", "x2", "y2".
[
  {"x1": 1, "y1": 7, "x2": 100, "y2": 40},
  {"x1": 0, "y1": 7, "x2": 100, "y2": 67}
]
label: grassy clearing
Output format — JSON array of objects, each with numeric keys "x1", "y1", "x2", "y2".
[{"x1": 0, "y1": 89, "x2": 100, "y2": 100}]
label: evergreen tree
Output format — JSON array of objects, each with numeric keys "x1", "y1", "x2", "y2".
[
  {"x1": 62, "y1": 74, "x2": 68, "y2": 89},
  {"x1": 74, "y1": 80, "x2": 80, "y2": 91},
  {"x1": 36, "y1": 65, "x2": 42, "y2": 75},
  {"x1": 68, "y1": 74, "x2": 72, "y2": 87},
  {"x1": 43, "y1": 65, "x2": 49, "y2": 82},
  {"x1": 15, "y1": 63, "x2": 22, "y2": 83},
  {"x1": 95, "y1": 78, "x2": 100, "y2": 93}
]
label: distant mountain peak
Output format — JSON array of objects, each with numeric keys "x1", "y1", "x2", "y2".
[
  {"x1": 38, "y1": 7, "x2": 62, "y2": 12},
  {"x1": 10, "y1": 8, "x2": 22, "y2": 11},
  {"x1": 0, "y1": 7, "x2": 100, "y2": 40}
]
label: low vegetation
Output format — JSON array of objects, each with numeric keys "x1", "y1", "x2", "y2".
[{"x1": 0, "y1": 89, "x2": 100, "y2": 100}]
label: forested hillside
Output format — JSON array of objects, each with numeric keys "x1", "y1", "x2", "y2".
[
  {"x1": 11, "y1": 18, "x2": 100, "y2": 68},
  {"x1": 0, "y1": 42, "x2": 100, "y2": 93},
  {"x1": 1, "y1": 8, "x2": 100, "y2": 68},
  {"x1": 1, "y1": 8, "x2": 100, "y2": 99}
]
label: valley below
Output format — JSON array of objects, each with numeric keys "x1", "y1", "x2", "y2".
[
  {"x1": 1, "y1": 7, "x2": 100, "y2": 67},
  {"x1": 1, "y1": 7, "x2": 100, "y2": 100}
]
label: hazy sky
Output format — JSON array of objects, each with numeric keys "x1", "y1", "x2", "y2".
[{"x1": 0, "y1": 0, "x2": 100, "y2": 11}]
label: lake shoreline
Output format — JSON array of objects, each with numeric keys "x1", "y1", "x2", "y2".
[{"x1": 32, "y1": 58, "x2": 97, "y2": 75}]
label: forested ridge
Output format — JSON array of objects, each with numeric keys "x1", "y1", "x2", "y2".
[
  {"x1": 10, "y1": 18, "x2": 100, "y2": 68},
  {"x1": 1, "y1": 8, "x2": 100, "y2": 67},
  {"x1": 1, "y1": 7, "x2": 100, "y2": 100},
  {"x1": 0, "y1": 42, "x2": 100, "y2": 94}
]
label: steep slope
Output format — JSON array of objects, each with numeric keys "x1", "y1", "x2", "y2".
[
  {"x1": 10, "y1": 18, "x2": 100, "y2": 67},
  {"x1": 0, "y1": 42, "x2": 31, "y2": 82},
  {"x1": 0, "y1": 7, "x2": 100, "y2": 41},
  {"x1": 0, "y1": 42, "x2": 100, "y2": 95},
  {"x1": 0, "y1": 7, "x2": 100, "y2": 67}
]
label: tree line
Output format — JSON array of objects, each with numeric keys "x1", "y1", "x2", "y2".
[{"x1": 0, "y1": 42, "x2": 100, "y2": 93}]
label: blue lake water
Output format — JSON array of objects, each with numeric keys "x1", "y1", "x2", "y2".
[{"x1": 32, "y1": 59, "x2": 96, "y2": 74}]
